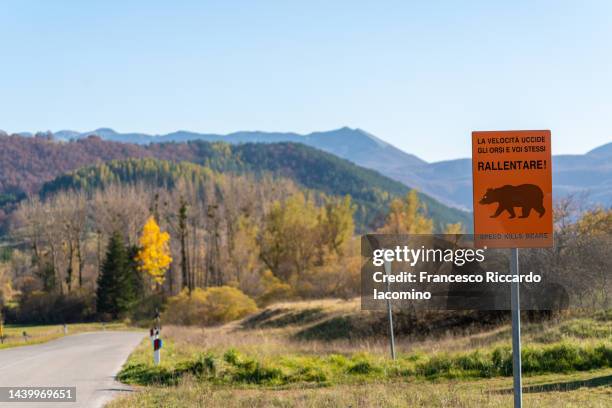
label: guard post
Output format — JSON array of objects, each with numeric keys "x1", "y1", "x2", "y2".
[{"x1": 153, "y1": 337, "x2": 162, "y2": 365}]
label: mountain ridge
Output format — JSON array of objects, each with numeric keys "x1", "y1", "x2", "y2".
[
  {"x1": 0, "y1": 135, "x2": 470, "y2": 232},
  {"x1": 6, "y1": 127, "x2": 612, "y2": 209}
]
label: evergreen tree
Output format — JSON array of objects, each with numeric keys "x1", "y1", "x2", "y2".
[
  {"x1": 126, "y1": 244, "x2": 145, "y2": 300},
  {"x1": 96, "y1": 232, "x2": 137, "y2": 319},
  {"x1": 178, "y1": 198, "x2": 190, "y2": 291}
]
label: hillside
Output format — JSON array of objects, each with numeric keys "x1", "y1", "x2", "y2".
[
  {"x1": 29, "y1": 127, "x2": 612, "y2": 209},
  {"x1": 0, "y1": 135, "x2": 470, "y2": 231}
]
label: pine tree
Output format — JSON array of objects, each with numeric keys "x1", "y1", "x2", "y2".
[
  {"x1": 178, "y1": 199, "x2": 190, "y2": 291},
  {"x1": 126, "y1": 244, "x2": 145, "y2": 300},
  {"x1": 97, "y1": 232, "x2": 138, "y2": 319}
]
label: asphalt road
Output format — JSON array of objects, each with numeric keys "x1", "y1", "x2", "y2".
[{"x1": 0, "y1": 331, "x2": 145, "y2": 408}]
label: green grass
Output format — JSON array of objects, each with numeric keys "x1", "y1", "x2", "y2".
[
  {"x1": 117, "y1": 340, "x2": 612, "y2": 387},
  {"x1": 0, "y1": 322, "x2": 130, "y2": 349},
  {"x1": 108, "y1": 368, "x2": 612, "y2": 408},
  {"x1": 116, "y1": 304, "x2": 612, "y2": 387},
  {"x1": 111, "y1": 301, "x2": 611, "y2": 407}
]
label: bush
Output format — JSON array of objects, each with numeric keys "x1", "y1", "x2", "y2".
[
  {"x1": 415, "y1": 342, "x2": 612, "y2": 379},
  {"x1": 175, "y1": 353, "x2": 216, "y2": 378},
  {"x1": 117, "y1": 362, "x2": 177, "y2": 385},
  {"x1": 257, "y1": 270, "x2": 294, "y2": 306},
  {"x1": 12, "y1": 290, "x2": 95, "y2": 324},
  {"x1": 222, "y1": 349, "x2": 285, "y2": 384},
  {"x1": 129, "y1": 293, "x2": 165, "y2": 325},
  {"x1": 347, "y1": 359, "x2": 381, "y2": 375},
  {"x1": 164, "y1": 286, "x2": 257, "y2": 326}
]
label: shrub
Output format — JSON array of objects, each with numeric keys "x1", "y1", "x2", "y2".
[
  {"x1": 164, "y1": 287, "x2": 257, "y2": 326},
  {"x1": 257, "y1": 270, "x2": 294, "y2": 306},
  {"x1": 414, "y1": 342, "x2": 612, "y2": 379},
  {"x1": 416, "y1": 354, "x2": 453, "y2": 377},
  {"x1": 175, "y1": 353, "x2": 216, "y2": 378},
  {"x1": 14, "y1": 290, "x2": 95, "y2": 324},
  {"x1": 129, "y1": 293, "x2": 164, "y2": 325},
  {"x1": 491, "y1": 347, "x2": 513, "y2": 376},
  {"x1": 117, "y1": 362, "x2": 177, "y2": 385},
  {"x1": 521, "y1": 342, "x2": 612, "y2": 374},
  {"x1": 223, "y1": 348, "x2": 285, "y2": 384},
  {"x1": 347, "y1": 359, "x2": 381, "y2": 375}
]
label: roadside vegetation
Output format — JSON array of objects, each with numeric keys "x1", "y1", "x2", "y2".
[
  {"x1": 108, "y1": 370, "x2": 612, "y2": 408},
  {"x1": 110, "y1": 300, "x2": 611, "y2": 407},
  {"x1": 0, "y1": 322, "x2": 129, "y2": 350}
]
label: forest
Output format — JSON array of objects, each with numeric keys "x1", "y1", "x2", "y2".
[
  {"x1": 0, "y1": 157, "x2": 450, "y2": 325},
  {"x1": 0, "y1": 140, "x2": 608, "y2": 330},
  {"x1": 0, "y1": 133, "x2": 470, "y2": 232}
]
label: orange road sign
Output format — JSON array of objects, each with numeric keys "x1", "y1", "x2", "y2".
[{"x1": 472, "y1": 130, "x2": 553, "y2": 248}]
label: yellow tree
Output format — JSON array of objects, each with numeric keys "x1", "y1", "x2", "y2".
[
  {"x1": 575, "y1": 208, "x2": 612, "y2": 235},
  {"x1": 136, "y1": 216, "x2": 172, "y2": 286},
  {"x1": 260, "y1": 192, "x2": 319, "y2": 282},
  {"x1": 321, "y1": 195, "x2": 355, "y2": 256},
  {"x1": 378, "y1": 190, "x2": 433, "y2": 234},
  {"x1": 444, "y1": 222, "x2": 464, "y2": 234}
]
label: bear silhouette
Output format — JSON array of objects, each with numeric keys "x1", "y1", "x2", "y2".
[{"x1": 479, "y1": 184, "x2": 545, "y2": 219}]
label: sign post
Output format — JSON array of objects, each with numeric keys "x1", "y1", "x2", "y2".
[
  {"x1": 472, "y1": 130, "x2": 553, "y2": 408},
  {"x1": 365, "y1": 236, "x2": 396, "y2": 360},
  {"x1": 151, "y1": 327, "x2": 162, "y2": 365},
  {"x1": 510, "y1": 248, "x2": 522, "y2": 407},
  {"x1": 384, "y1": 260, "x2": 396, "y2": 360},
  {"x1": 153, "y1": 337, "x2": 162, "y2": 365}
]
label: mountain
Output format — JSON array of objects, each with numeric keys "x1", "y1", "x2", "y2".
[
  {"x1": 587, "y1": 141, "x2": 612, "y2": 157},
  {"x1": 51, "y1": 127, "x2": 426, "y2": 169},
  {"x1": 0, "y1": 134, "x2": 470, "y2": 232},
  {"x1": 403, "y1": 147, "x2": 612, "y2": 210},
  {"x1": 31, "y1": 127, "x2": 612, "y2": 210}
]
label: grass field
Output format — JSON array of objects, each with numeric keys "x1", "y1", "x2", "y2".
[
  {"x1": 109, "y1": 299, "x2": 611, "y2": 407},
  {"x1": 109, "y1": 368, "x2": 612, "y2": 407},
  {"x1": 0, "y1": 322, "x2": 129, "y2": 350}
]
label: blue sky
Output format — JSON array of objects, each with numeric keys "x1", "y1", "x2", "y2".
[{"x1": 1, "y1": 0, "x2": 611, "y2": 161}]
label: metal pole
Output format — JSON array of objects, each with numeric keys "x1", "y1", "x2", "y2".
[
  {"x1": 510, "y1": 247, "x2": 522, "y2": 408},
  {"x1": 384, "y1": 260, "x2": 396, "y2": 360}
]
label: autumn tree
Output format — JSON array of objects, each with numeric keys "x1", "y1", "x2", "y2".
[
  {"x1": 135, "y1": 216, "x2": 172, "y2": 287},
  {"x1": 575, "y1": 207, "x2": 612, "y2": 235},
  {"x1": 320, "y1": 196, "x2": 355, "y2": 256},
  {"x1": 378, "y1": 190, "x2": 433, "y2": 234},
  {"x1": 230, "y1": 214, "x2": 260, "y2": 293},
  {"x1": 444, "y1": 222, "x2": 464, "y2": 234},
  {"x1": 259, "y1": 192, "x2": 356, "y2": 296},
  {"x1": 260, "y1": 193, "x2": 320, "y2": 282}
]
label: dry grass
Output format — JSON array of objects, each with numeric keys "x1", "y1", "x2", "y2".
[
  {"x1": 155, "y1": 299, "x2": 610, "y2": 358},
  {"x1": 0, "y1": 322, "x2": 130, "y2": 350},
  {"x1": 109, "y1": 368, "x2": 612, "y2": 408},
  {"x1": 110, "y1": 299, "x2": 611, "y2": 407}
]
